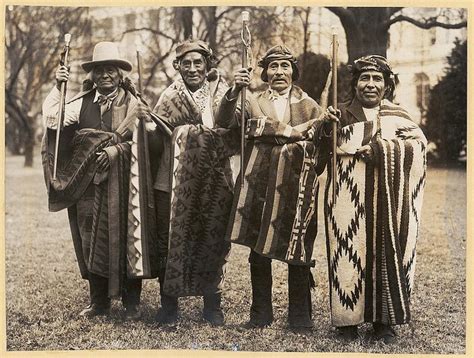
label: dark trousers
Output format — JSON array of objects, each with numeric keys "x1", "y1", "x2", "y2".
[
  {"x1": 88, "y1": 272, "x2": 142, "y2": 309},
  {"x1": 249, "y1": 250, "x2": 312, "y2": 325}
]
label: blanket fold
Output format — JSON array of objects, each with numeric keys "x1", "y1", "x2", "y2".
[{"x1": 227, "y1": 117, "x2": 320, "y2": 266}]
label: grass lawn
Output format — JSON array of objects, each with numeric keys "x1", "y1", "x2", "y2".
[{"x1": 4, "y1": 154, "x2": 467, "y2": 355}]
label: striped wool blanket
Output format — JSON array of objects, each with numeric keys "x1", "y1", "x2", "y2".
[
  {"x1": 325, "y1": 102, "x2": 427, "y2": 326},
  {"x1": 227, "y1": 116, "x2": 320, "y2": 266},
  {"x1": 42, "y1": 120, "x2": 159, "y2": 293}
]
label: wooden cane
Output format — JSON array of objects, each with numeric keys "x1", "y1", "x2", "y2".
[
  {"x1": 331, "y1": 28, "x2": 338, "y2": 202},
  {"x1": 53, "y1": 33, "x2": 71, "y2": 181},
  {"x1": 240, "y1": 11, "x2": 250, "y2": 188}
]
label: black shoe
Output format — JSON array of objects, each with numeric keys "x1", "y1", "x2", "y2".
[
  {"x1": 288, "y1": 318, "x2": 314, "y2": 329},
  {"x1": 203, "y1": 308, "x2": 225, "y2": 326},
  {"x1": 244, "y1": 318, "x2": 272, "y2": 329},
  {"x1": 373, "y1": 322, "x2": 396, "y2": 344},
  {"x1": 124, "y1": 305, "x2": 142, "y2": 321},
  {"x1": 337, "y1": 325, "x2": 359, "y2": 340},
  {"x1": 156, "y1": 307, "x2": 178, "y2": 325},
  {"x1": 79, "y1": 303, "x2": 110, "y2": 318}
]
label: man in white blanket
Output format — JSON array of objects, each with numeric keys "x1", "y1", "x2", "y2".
[{"x1": 322, "y1": 55, "x2": 427, "y2": 343}]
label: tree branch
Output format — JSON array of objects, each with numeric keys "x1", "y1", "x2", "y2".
[
  {"x1": 387, "y1": 14, "x2": 467, "y2": 29},
  {"x1": 387, "y1": 7, "x2": 403, "y2": 17},
  {"x1": 119, "y1": 27, "x2": 175, "y2": 42}
]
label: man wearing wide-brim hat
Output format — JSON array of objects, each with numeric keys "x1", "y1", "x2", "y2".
[
  {"x1": 42, "y1": 41, "x2": 159, "y2": 320},
  {"x1": 216, "y1": 44, "x2": 331, "y2": 329}
]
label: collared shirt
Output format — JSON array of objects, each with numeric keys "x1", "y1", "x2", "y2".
[
  {"x1": 95, "y1": 88, "x2": 119, "y2": 117},
  {"x1": 362, "y1": 106, "x2": 380, "y2": 122},
  {"x1": 42, "y1": 87, "x2": 121, "y2": 129},
  {"x1": 42, "y1": 87, "x2": 83, "y2": 129},
  {"x1": 268, "y1": 87, "x2": 291, "y2": 122}
]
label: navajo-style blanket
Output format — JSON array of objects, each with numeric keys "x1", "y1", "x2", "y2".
[
  {"x1": 227, "y1": 117, "x2": 320, "y2": 266},
  {"x1": 163, "y1": 124, "x2": 238, "y2": 296},
  {"x1": 154, "y1": 75, "x2": 228, "y2": 127},
  {"x1": 324, "y1": 103, "x2": 427, "y2": 326},
  {"x1": 42, "y1": 119, "x2": 159, "y2": 295}
]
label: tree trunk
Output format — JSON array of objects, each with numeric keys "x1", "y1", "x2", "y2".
[
  {"x1": 175, "y1": 7, "x2": 193, "y2": 40},
  {"x1": 335, "y1": 8, "x2": 392, "y2": 63},
  {"x1": 205, "y1": 7, "x2": 218, "y2": 51},
  {"x1": 24, "y1": 136, "x2": 34, "y2": 167}
]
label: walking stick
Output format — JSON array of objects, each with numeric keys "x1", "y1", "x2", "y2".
[
  {"x1": 135, "y1": 44, "x2": 172, "y2": 137},
  {"x1": 53, "y1": 33, "x2": 71, "y2": 181},
  {"x1": 240, "y1": 11, "x2": 251, "y2": 188},
  {"x1": 331, "y1": 28, "x2": 338, "y2": 202},
  {"x1": 136, "y1": 45, "x2": 143, "y2": 95}
]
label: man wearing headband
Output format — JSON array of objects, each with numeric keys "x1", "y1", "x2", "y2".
[
  {"x1": 42, "y1": 42, "x2": 158, "y2": 320},
  {"x1": 216, "y1": 45, "x2": 330, "y2": 329},
  {"x1": 322, "y1": 55, "x2": 427, "y2": 343},
  {"x1": 150, "y1": 39, "x2": 235, "y2": 326}
]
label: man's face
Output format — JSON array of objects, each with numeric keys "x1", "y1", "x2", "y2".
[
  {"x1": 92, "y1": 65, "x2": 121, "y2": 95},
  {"x1": 178, "y1": 52, "x2": 207, "y2": 92},
  {"x1": 267, "y1": 59, "x2": 293, "y2": 94},
  {"x1": 355, "y1": 70, "x2": 386, "y2": 108}
]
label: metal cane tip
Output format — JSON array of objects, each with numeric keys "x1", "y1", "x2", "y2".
[
  {"x1": 242, "y1": 11, "x2": 249, "y2": 22},
  {"x1": 64, "y1": 33, "x2": 71, "y2": 43}
]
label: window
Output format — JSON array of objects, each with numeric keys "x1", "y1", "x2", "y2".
[{"x1": 415, "y1": 72, "x2": 430, "y2": 124}]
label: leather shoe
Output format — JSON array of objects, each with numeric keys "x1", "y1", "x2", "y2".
[
  {"x1": 79, "y1": 303, "x2": 110, "y2": 318},
  {"x1": 373, "y1": 322, "x2": 396, "y2": 344},
  {"x1": 156, "y1": 307, "x2": 178, "y2": 325},
  {"x1": 244, "y1": 318, "x2": 272, "y2": 329},
  {"x1": 337, "y1": 325, "x2": 359, "y2": 340},
  {"x1": 124, "y1": 305, "x2": 142, "y2": 321},
  {"x1": 203, "y1": 308, "x2": 225, "y2": 326},
  {"x1": 289, "y1": 319, "x2": 314, "y2": 329}
]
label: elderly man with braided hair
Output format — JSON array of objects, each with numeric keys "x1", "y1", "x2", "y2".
[
  {"x1": 321, "y1": 55, "x2": 427, "y2": 343},
  {"x1": 42, "y1": 42, "x2": 159, "y2": 320},
  {"x1": 216, "y1": 45, "x2": 332, "y2": 329},
  {"x1": 150, "y1": 39, "x2": 238, "y2": 326}
]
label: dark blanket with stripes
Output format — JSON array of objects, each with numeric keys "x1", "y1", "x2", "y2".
[
  {"x1": 324, "y1": 102, "x2": 427, "y2": 326},
  {"x1": 42, "y1": 120, "x2": 159, "y2": 297},
  {"x1": 163, "y1": 124, "x2": 239, "y2": 296},
  {"x1": 226, "y1": 117, "x2": 320, "y2": 266}
]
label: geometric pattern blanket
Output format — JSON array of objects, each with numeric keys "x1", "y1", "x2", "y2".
[
  {"x1": 227, "y1": 117, "x2": 320, "y2": 266},
  {"x1": 324, "y1": 104, "x2": 427, "y2": 326},
  {"x1": 163, "y1": 124, "x2": 238, "y2": 296},
  {"x1": 41, "y1": 121, "x2": 158, "y2": 296}
]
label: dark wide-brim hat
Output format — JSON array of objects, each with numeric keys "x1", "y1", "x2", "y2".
[
  {"x1": 81, "y1": 42, "x2": 132, "y2": 73},
  {"x1": 175, "y1": 39, "x2": 213, "y2": 60}
]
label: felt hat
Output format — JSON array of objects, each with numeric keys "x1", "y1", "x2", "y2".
[{"x1": 81, "y1": 42, "x2": 132, "y2": 73}]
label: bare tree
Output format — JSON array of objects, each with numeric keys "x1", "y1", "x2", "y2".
[
  {"x1": 5, "y1": 6, "x2": 91, "y2": 166},
  {"x1": 326, "y1": 7, "x2": 467, "y2": 63}
]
